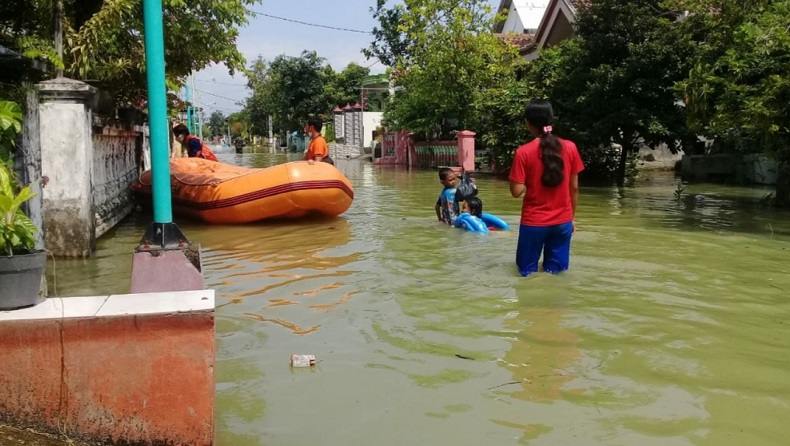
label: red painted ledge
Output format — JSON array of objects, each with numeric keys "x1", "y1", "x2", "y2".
[{"x1": 0, "y1": 291, "x2": 215, "y2": 445}]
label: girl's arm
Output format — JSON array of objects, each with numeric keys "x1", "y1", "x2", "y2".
[
  {"x1": 569, "y1": 174, "x2": 579, "y2": 217},
  {"x1": 510, "y1": 182, "x2": 526, "y2": 198}
]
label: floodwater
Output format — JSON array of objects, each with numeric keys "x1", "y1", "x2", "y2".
[{"x1": 47, "y1": 152, "x2": 790, "y2": 446}]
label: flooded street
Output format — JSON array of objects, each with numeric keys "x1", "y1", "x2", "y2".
[{"x1": 48, "y1": 152, "x2": 790, "y2": 446}]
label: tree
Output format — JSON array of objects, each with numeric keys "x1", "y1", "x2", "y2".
[
  {"x1": 244, "y1": 51, "x2": 330, "y2": 135},
  {"x1": 244, "y1": 57, "x2": 271, "y2": 135},
  {"x1": 227, "y1": 111, "x2": 248, "y2": 137},
  {"x1": 326, "y1": 63, "x2": 371, "y2": 107},
  {"x1": 363, "y1": 0, "x2": 413, "y2": 67},
  {"x1": 208, "y1": 111, "x2": 226, "y2": 137},
  {"x1": 0, "y1": 0, "x2": 256, "y2": 107},
  {"x1": 527, "y1": 0, "x2": 696, "y2": 185},
  {"x1": 382, "y1": 0, "x2": 522, "y2": 138},
  {"x1": 678, "y1": 0, "x2": 790, "y2": 205}
]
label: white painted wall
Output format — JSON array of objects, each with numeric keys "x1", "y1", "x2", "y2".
[
  {"x1": 501, "y1": 3, "x2": 525, "y2": 33},
  {"x1": 362, "y1": 111, "x2": 383, "y2": 148},
  {"x1": 502, "y1": 0, "x2": 550, "y2": 33}
]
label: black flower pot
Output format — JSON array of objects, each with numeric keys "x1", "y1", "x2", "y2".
[{"x1": 0, "y1": 250, "x2": 46, "y2": 310}]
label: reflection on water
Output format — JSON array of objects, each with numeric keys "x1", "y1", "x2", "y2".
[{"x1": 48, "y1": 155, "x2": 790, "y2": 445}]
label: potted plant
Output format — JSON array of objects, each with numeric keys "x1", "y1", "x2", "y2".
[{"x1": 0, "y1": 100, "x2": 45, "y2": 310}]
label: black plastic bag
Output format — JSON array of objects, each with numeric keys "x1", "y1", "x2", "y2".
[{"x1": 454, "y1": 169, "x2": 478, "y2": 208}]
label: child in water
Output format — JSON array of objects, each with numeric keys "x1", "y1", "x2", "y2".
[
  {"x1": 435, "y1": 167, "x2": 459, "y2": 224},
  {"x1": 454, "y1": 196, "x2": 489, "y2": 232},
  {"x1": 461, "y1": 196, "x2": 483, "y2": 218}
]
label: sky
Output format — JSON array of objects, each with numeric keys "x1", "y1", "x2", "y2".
[
  {"x1": 193, "y1": 0, "x2": 387, "y2": 115},
  {"x1": 193, "y1": 0, "x2": 501, "y2": 116}
]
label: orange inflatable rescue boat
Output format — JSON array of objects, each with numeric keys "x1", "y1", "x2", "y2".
[{"x1": 133, "y1": 158, "x2": 354, "y2": 224}]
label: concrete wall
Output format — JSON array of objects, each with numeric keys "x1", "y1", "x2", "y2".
[
  {"x1": 680, "y1": 153, "x2": 778, "y2": 185},
  {"x1": 363, "y1": 111, "x2": 383, "y2": 148},
  {"x1": 92, "y1": 126, "x2": 141, "y2": 238},
  {"x1": 343, "y1": 110, "x2": 352, "y2": 145},
  {"x1": 333, "y1": 112, "x2": 344, "y2": 143},
  {"x1": 330, "y1": 143, "x2": 363, "y2": 160},
  {"x1": 37, "y1": 79, "x2": 96, "y2": 258},
  {"x1": 18, "y1": 88, "x2": 44, "y2": 250},
  {"x1": 0, "y1": 290, "x2": 215, "y2": 445},
  {"x1": 26, "y1": 79, "x2": 149, "y2": 257}
]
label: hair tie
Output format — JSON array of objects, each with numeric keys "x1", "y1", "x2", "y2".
[{"x1": 543, "y1": 125, "x2": 553, "y2": 135}]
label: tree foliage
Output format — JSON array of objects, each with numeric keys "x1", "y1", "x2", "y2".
[
  {"x1": 677, "y1": 0, "x2": 790, "y2": 204},
  {"x1": 245, "y1": 52, "x2": 375, "y2": 136},
  {"x1": 381, "y1": 0, "x2": 522, "y2": 138},
  {"x1": 363, "y1": 0, "x2": 412, "y2": 67},
  {"x1": 208, "y1": 111, "x2": 226, "y2": 137},
  {"x1": 524, "y1": 0, "x2": 695, "y2": 185},
  {"x1": 1, "y1": 0, "x2": 256, "y2": 107},
  {"x1": 244, "y1": 51, "x2": 330, "y2": 135},
  {"x1": 325, "y1": 63, "x2": 371, "y2": 107}
]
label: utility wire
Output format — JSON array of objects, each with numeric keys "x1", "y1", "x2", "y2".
[
  {"x1": 193, "y1": 88, "x2": 245, "y2": 103},
  {"x1": 248, "y1": 10, "x2": 373, "y2": 34},
  {"x1": 195, "y1": 79, "x2": 248, "y2": 87}
]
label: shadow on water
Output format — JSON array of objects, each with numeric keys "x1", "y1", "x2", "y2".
[{"x1": 583, "y1": 171, "x2": 790, "y2": 239}]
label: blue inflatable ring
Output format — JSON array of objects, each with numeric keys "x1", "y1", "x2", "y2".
[
  {"x1": 480, "y1": 213, "x2": 510, "y2": 231},
  {"x1": 454, "y1": 213, "x2": 510, "y2": 233}
]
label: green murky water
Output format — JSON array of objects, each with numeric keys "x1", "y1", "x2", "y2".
[{"x1": 48, "y1": 152, "x2": 790, "y2": 445}]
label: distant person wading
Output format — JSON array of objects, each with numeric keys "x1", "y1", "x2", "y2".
[{"x1": 509, "y1": 99, "x2": 584, "y2": 276}]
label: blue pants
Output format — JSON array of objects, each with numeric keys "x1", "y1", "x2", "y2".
[{"x1": 516, "y1": 222, "x2": 574, "y2": 276}]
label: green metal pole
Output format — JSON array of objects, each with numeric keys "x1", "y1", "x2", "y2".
[{"x1": 142, "y1": 0, "x2": 173, "y2": 224}]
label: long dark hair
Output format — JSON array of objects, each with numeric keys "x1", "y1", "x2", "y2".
[
  {"x1": 524, "y1": 99, "x2": 564, "y2": 187},
  {"x1": 465, "y1": 197, "x2": 483, "y2": 218}
]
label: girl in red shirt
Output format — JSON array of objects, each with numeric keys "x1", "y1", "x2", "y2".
[{"x1": 508, "y1": 100, "x2": 584, "y2": 276}]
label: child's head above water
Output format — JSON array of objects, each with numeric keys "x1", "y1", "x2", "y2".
[
  {"x1": 439, "y1": 167, "x2": 458, "y2": 189},
  {"x1": 462, "y1": 197, "x2": 483, "y2": 218}
]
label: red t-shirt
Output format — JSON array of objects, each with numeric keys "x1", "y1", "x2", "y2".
[{"x1": 508, "y1": 137, "x2": 584, "y2": 226}]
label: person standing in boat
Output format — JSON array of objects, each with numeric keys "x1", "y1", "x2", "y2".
[
  {"x1": 509, "y1": 99, "x2": 584, "y2": 276},
  {"x1": 304, "y1": 117, "x2": 334, "y2": 165},
  {"x1": 173, "y1": 124, "x2": 219, "y2": 161}
]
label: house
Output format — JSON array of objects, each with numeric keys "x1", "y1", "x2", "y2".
[
  {"x1": 493, "y1": 0, "x2": 551, "y2": 34},
  {"x1": 524, "y1": 0, "x2": 584, "y2": 60},
  {"x1": 361, "y1": 74, "x2": 389, "y2": 148},
  {"x1": 493, "y1": 0, "x2": 583, "y2": 61},
  {"x1": 492, "y1": 0, "x2": 549, "y2": 58}
]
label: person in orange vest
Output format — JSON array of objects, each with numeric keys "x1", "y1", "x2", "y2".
[
  {"x1": 173, "y1": 124, "x2": 219, "y2": 161},
  {"x1": 303, "y1": 116, "x2": 334, "y2": 165}
]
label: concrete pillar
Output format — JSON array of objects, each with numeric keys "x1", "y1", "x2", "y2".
[
  {"x1": 332, "y1": 107, "x2": 343, "y2": 143},
  {"x1": 457, "y1": 130, "x2": 476, "y2": 172},
  {"x1": 18, "y1": 88, "x2": 44, "y2": 251},
  {"x1": 342, "y1": 104, "x2": 352, "y2": 145},
  {"x1": 35, "y1": 78, "x2": 97, "y2": 258},
  {"x1": 353, "y1": 102, "x2": 363, "y2": 147}
]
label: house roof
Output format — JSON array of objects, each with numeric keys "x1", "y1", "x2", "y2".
[
  {"x1": 524, "y1": 0, "x2": 581, "y2": 56},
  {"x1": 494, "y1": 32, "x2": 536, "y2": 53},
  {"x1": 494, "y1": 0, "x2": 551, "y2": 33}
]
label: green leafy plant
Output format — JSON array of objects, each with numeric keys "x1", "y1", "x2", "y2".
[
  {"x1": 0, "y1": 100, "x2": 36, "y2": 256},
  {"x1": 0, "y1": 159, "x2": 37, "y2": 256},
  {"x1": 0, "y1": 100, "x2": 23, "y2": 172}
]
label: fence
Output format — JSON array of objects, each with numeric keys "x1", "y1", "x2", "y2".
[
  {"x1": 374, "y1": 130, "x2": 476, "y2": 171},
  {"x1": 414, "y1": 141, "x2": 458, "y2": 169}
]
